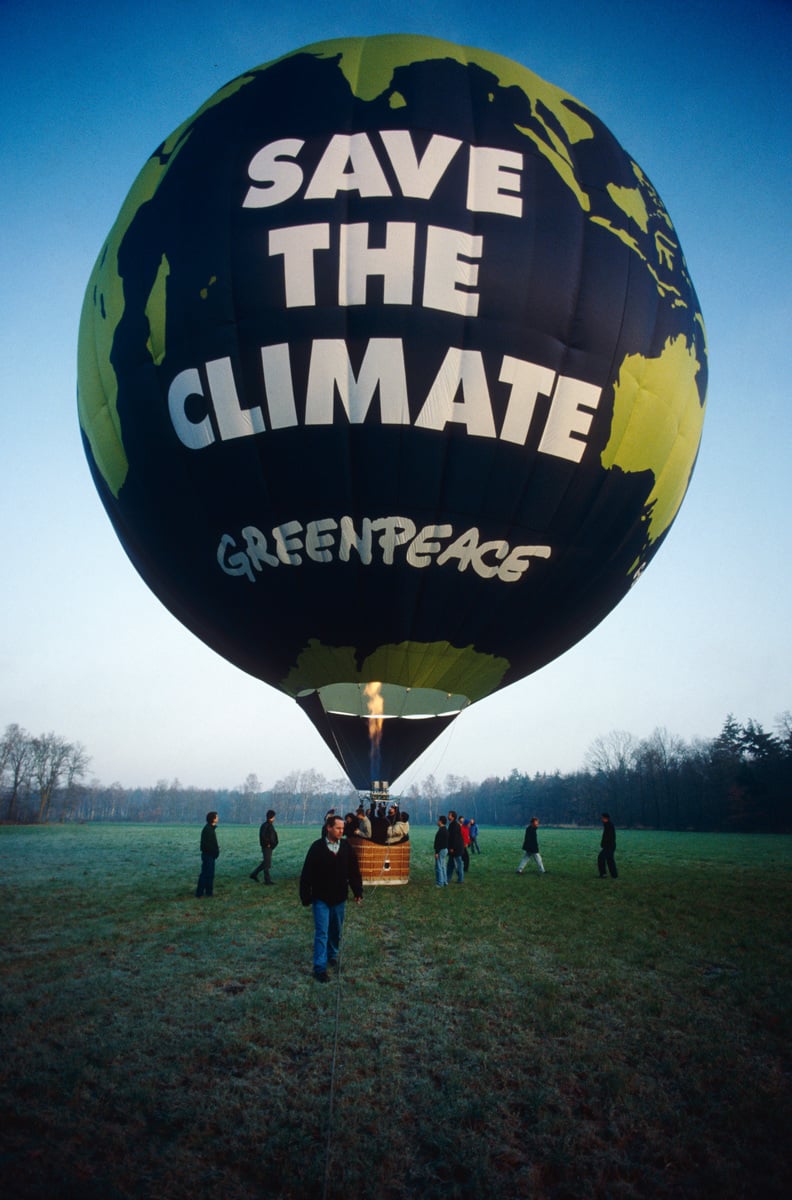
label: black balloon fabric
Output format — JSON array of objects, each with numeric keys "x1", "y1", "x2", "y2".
[{"x1": 78, "y1": 36, "x2": 707, "y2": 788}]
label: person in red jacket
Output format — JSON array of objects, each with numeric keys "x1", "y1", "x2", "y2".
[
  {"x1": 299, "y1": 814, "x2": 363, "y2": 981},
  {"x1": 459, "y1": 816, "x2": 472, "y2": 872}
]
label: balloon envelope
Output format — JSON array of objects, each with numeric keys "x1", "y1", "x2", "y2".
[{"x1": 78, "y1": 35, "x2": 707, "y2": 787}]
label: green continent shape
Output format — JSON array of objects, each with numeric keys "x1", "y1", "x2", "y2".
[
  {"x1": 305, "y1": 35, "x2": 595, "y2": 209},
  {"x1": 301, "y1": 36, "x2": 696, "y2": 307},
  {"x1": 77, "y1": 73, "x2": 258, "y2": 497},
  {"x1": 607, "y1": 182, "x2": 649, "y2": 231},
  {"x1": 77, "y1": 154, "x2": 168, "y2": 496},
  {"x1": 280, "y1": 638, "x2": 509, "y2": 703},
  {"x1": 602, "y1": 336, "x2": 706, "y2": 554}
]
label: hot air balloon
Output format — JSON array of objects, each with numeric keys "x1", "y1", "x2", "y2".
[{"x1": 78, "y1": 35, "x2": 707, "y2": 790}]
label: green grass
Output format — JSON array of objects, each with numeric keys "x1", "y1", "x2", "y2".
[{"x1": 1, "y1": 825, "x2": 790, "y2": 1199}]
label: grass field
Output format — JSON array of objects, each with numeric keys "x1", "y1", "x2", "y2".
[{"x1": 1, "y1": 824, "x2": 790, "y2": 1199}]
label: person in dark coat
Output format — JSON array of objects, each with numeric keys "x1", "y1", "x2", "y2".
[
  {"x1": 300, "y1": 814, "x2": 363, "y2": 981},
  {"x1": 446, "y1": 811, "x2": 466, "y2": 883},
  {"x1": 196, "y1": 811, "x2": 219, "y2": 897},
  {"x1": 250, "y1": 810, "x2": 279, "y2": 884},
  {"x1": 598, "y1": 812, "x2": 618, "y2": 878},
  {"x1": 517, "y1": 817, "x2": 545, "y2": 874},
  {"x1": 434, "y1": 815, "x2": 449, "y2": 887}
]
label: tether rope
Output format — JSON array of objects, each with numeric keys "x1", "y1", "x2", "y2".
[
  {"x1": 320, "y1": 839, "x2": 391, "y2": 1200},
  {"x1": 321, "y1": 936, "x2": 345, "y2": 1200}
]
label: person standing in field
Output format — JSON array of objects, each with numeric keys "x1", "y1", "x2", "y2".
[
  {"x1": 250, "y1": 809, "x2": 278, "y2": 885},
  {"x1": 459, "y1": 816, "x2": 472, "y2": 871},
  {"x1": 196, "y1": 811, "x2": 220, "y2": 898},
  {"x1": 434, "y1": 814, "x2": 449, "y2": 887},
  {"x1": 598, "y1": 812, "x2": 618, "y2": 878},
  {"x1": 446, "y1": 811, "x2": 466, "y2": 883},
  {"x1": 516, "y1": 817, "x2": 546, "y2": 875},
  {"x1": 299, "y1": 813, "x2": 363, "y2": 982},
  {"x1": 468, "y1": 818, "x2": 481, "y2": 854}
]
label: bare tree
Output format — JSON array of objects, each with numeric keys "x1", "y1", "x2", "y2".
[
  {"x1": 1, "y1": 724, "x2": 32, "y2": 822},
  {"x1": 30, "y1": 733, "x2": 72, "y2": 823},
  {"x1": 634, "y1": 728, "x2": 686, "y2": 827},
  {"x1": 234, "y1": 773, "x2": 262, "y2": 824},
  {"x1": 59, "y1": 742, "x2": 91, "y2": 821},
  {"x1": 585, "y1": 730, "x2": 637, "y2": 775},
  {"x1": 420, "y1": 773, "x2": 440, "y2": 823},
  {"x1": 271, "y1": 768, "x2": 327, "y2": 824},
  {"x1": 585, "y1": 730, "x2": 637, "y2": 822},
  {"x1": 776, "y1": 712, "x2": 792, "y2": 754}
]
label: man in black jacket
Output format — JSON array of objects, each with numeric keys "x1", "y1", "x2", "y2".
[
  {"x1": 250, "y1": 809, "x2": 279, "y2": 885},
  {"x1": 196, "y1": 811, "x2": 219, "y2": 898},
  {"x1": 446, "y1": 811, "x2": 466, "y2": 883},
  {"x1": 517, "y1": 817, "x2": 546, "y2": 875},
  {"x1": 598, "y1": 812, "x2": 618, "y2": 878},
  {"x1": 300, "y1": 814, "x2": 363, "y2": 981},
  {"x1": 434, "y1": 815, "x2": 449, "y2": 887}
]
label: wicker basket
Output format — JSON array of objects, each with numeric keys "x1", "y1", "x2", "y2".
[{"x1": 350, "y1": 838, "x2": 410, "y2": 885}]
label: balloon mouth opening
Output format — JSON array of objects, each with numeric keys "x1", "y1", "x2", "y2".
[{"x1": 296, "y1": 682, "x2": 470, "y2": 718}]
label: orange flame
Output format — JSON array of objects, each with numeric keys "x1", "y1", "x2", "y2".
[{"x1": 364, "y1": 681, "x2": 384, "y2": 750}]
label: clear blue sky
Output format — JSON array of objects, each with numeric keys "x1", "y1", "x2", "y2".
[{"x1": 1, "y1": 0, "x2": 790, "y2": 792}]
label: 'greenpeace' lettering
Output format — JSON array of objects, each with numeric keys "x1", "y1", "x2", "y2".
[{"x1": 217, "y1": 515, "x2": 552, "y2": 584}]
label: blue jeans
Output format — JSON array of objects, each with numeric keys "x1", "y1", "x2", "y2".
[
  {"x1": 435, "y1": 849, "x2": 448, "y2": 886},
  {"x1": 448, "y1": 852, "x2": 464, "y2": 883},
  {"x1": 312, "y1": 900, "x2": 346, "y2": 972},
  {"x1": 196, "y1": 853, "x2": 216, "y2": 897}
]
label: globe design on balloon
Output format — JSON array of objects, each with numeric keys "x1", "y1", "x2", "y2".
[{"x1": 78, "y1": 35, "x2": 707, "y2": 788}]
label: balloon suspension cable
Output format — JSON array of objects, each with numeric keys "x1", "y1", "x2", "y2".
[
  {"x1": 318, "y1": 719, "x2": 400, "y2": 1196},
  {"x1": 394, "y1": 708, "x2": 460, "y2": 798},
  {"x1": 321, "y1": 946, "x2": 344, "y2": 1200}
]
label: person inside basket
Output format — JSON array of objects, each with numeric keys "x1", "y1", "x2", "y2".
[{"x1": 386, "y1": 811, "x2": 410, "y2": 844}]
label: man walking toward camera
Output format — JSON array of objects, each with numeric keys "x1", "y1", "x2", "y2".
[
  {"x1": 250, "y1": 809, "x2": 278, "y2": 885},
  {"x1": 299, "y1": 814, "x2": 363, "y2": 982}
]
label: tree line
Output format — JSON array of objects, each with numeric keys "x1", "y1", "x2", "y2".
[{"x1": 2, "y1": 713, "x2": 790, "y2": 831}]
